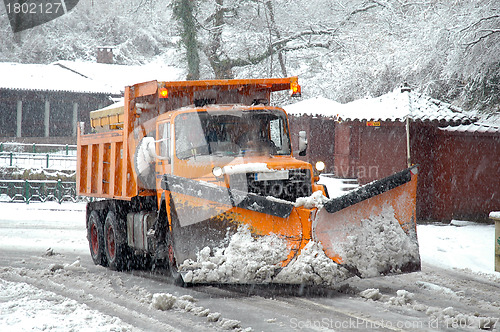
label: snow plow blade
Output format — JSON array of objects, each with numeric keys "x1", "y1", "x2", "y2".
[
  {"x1": 313, "y1": 166, "x2": 421, "y2": 277},
  {"x1": 161, "y1": 174, "x2": 308, "y2": 280},
  {"x1": 161, "y1": 166, "x2": 420, "y2": 284}
]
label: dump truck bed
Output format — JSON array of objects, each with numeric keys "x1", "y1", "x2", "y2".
[{"x1": 77, "y1": 128, "x2": 137, "y2": 200}]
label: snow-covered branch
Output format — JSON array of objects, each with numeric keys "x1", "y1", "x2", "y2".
[
  {"x1": 459, "y1": 14, "x2": 500, "y2": 33},
  {"x1": 464, "y1": 29, "x2": 500, "y2": 47}
]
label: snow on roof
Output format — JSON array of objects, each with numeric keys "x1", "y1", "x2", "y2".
[
  {"x1": 337, "y1": 88, "x2": 475, "y2": 125},
  {"x1": 94, "y1": 99, "x2": 124, "y2": 112},
  {"x1": 0, "y1": 62, "x2": 116, "y2": 94},
  {"x1": 283, "y1": 96, "x2": 341, "y2": 117},
  {"x1": 0, "y1": 60, "x2": 184, "y2": 95},
  {"x1": 439, "y1": 122, "x2": 500, "y2": 135},
  {"x1": 477, "y1": 112, "x2": 500, "y2": 127},
  {"x1": 54, "y1": 60, "x2": 184, "y2": 94}
]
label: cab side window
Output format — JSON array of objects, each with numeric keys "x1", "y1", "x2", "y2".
[{"x1": 159, "y1": 122, "x2": 170, "y2": 161}]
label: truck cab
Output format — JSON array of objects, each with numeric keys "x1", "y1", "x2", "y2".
[{"x1": 151, "y1": 105, "x2": 318, "y2": 205}]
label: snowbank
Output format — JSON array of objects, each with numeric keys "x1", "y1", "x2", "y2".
[
  {"x1": 359, "y1": 287, "x2": 498, "y2": 330},
  {"x1": 418, "y1": 222, "x2": 496, "y2": 274},
  {"x1": 0, "y1": 202, "x2": 87, "y2": 255},
  {"x1": 151, "y1": 293, "x2": 242, "y2": 330}
]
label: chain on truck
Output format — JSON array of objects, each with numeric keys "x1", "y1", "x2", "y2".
[{"x1": 77, "y1": 77, "x2": 421, "y2": 283}]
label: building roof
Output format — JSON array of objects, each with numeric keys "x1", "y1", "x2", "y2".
[
  {"x1": 283, "y1": 88, "x2": 476, "y2": 126},
  {"x1": 477, "y1": 112, "x2": 500, "y2": 127},
  {"x1": 283, "y1": 96, "x2": 340, "y2": 117},
  {"x1": 54, "y1": 60, "x2": 184, "y2": 94},
  {"x1": 0, "y1": 62, "x2": 116, "y2": 94},
  {"x1": 439, "y1": 122, "x2": 500, "y2": 135},
  {"x1": 337, "y1": 88, "x2": 476, "y2": 125},
  {"x1": 0, "y1": 60, "x2": 184, "y2": 95}
]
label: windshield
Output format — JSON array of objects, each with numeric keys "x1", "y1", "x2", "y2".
[{"x1": 175, "y1": 109, "x2": 291, "y2": 159}]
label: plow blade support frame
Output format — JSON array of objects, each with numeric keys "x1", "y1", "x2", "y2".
[{"x1": 324, "y1": 166, "x2": 416, "y2": 214}]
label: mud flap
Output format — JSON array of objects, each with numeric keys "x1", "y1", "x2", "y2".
[{"x1": 313, "y1": 166, "x2": 421, "y2": 277}]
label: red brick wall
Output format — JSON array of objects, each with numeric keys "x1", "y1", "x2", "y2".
[
  {"x1": 357, "y1": 124, "x2": 407, "y2": 184},
  {"x1": 432, "y1": 131, "x2": 500, "y2": 221},
  {"x1": 410, "y1": 124, "x2": 438, "y2": 221},
  {"x1": 288, "y1": 115, "x2": 335, "y2": 171},
  {"x1": 334, "y1": 123, "x2": 356, "y2": 177}
]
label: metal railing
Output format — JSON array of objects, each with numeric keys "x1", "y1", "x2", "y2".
[
  {"x1": 0, "y1": 143, "x2": 77, "y2": 170},
  {"x1": 0, "y1": 142, "x2": 77, "y2": 154},
  {"x1": 0, "y1": 180, "x2": 81, "y2": 203}
]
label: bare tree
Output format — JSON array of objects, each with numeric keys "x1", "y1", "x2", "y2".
[
  {"x1": 172, "y1": 0, "x2": 201, "y2": 80},
  {"x1": 264, "y1": 0, "x2": 287, "y2": 77},
  {"x1": 442, "y1": 2, "x2": 500, "y2": 112},
  {"x1": 195, "y1": 0, "x2": 380, "y2": 79}
]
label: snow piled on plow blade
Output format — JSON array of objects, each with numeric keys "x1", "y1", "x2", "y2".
[
  {"x1": 179, "y1": 226, "x2": 289, "y2": 284},
  {"x1": 338, "y1": 205, "x2": 420, "y2": 278},
  {"x1": 313, "y1": 165, "x2": 421, "y2": 278},
  {"x1": 179, "y1": 205, "x2": 419, "y2": 285},
  {"x1": 179, "y1": 225, "x2": 351, "y2": 286}
]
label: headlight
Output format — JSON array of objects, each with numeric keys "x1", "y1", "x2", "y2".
[
  {"x1": 212, "y1": 166, "x2": 223, "y2": 178},
  {"x1": 315, "y1": 161, "x2": 325, "y2": 172}
]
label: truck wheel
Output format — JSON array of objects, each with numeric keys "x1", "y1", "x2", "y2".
[
  {"x1": 104, "y1": 211, "x2": 128, "y2": 271},
  {"x1": 167, "y1": 241, "x2": 187, "y2": 286},
  {"x1": 166, "y1": 213, "x2": 188, "y2": 287},
  {"x1": 87, "y1": 210, "x2": 107, "y2": 266}
]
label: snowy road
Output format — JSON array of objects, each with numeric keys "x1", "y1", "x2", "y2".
[{"x1": 0, "y1": 202, "x2": 499, "y2": 331}]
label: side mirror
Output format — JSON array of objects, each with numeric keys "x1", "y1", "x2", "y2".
[
  {"x1": 153, "y1": 138, "x2": 171, "y2": 163},
  {"x1": 298, "y1": 130, "x2": 307, "y2": 156}
]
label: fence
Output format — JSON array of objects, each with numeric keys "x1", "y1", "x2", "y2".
[
  {"x1": 0, "y1": 143, "x2": 77, "y2": 170},
  {"x1": 0, "y1": 180, "x2": 80, "y2": 203}
]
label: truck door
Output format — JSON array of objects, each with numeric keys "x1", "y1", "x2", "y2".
[{"x1": 156, "y1": 121, "x2": 172, "y2": 189}]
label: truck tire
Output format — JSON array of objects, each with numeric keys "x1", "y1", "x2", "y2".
[
  {"x1": 166, "y1": 209, "x2": 188, "y2": 287},
  {"x1": 87, "y1": 210, "x2": 107, "y2": 266},
  {"x1": 104, "y1": 211, "x2": 129, "y2": 271},
  {"x1": 167, "y1": 239, "x2": 187, "y2": 286}
]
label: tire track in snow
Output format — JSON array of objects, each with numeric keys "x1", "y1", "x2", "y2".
[
  {"x1": 295, "y1": 298, "x2": 407, "y2": 332},
  {"x1": 0, "y1": 265, "x2": 223, "y2": 332}
]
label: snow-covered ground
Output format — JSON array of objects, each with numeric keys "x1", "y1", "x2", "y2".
[
  {"x1": 0, "y1": 201, "x2": 498, "y2": 331},
  {"x1": 419, "y1": 220, "x2": 496, "y2": 275},
  {"x1": 0, "y1": 202, "x2": 134, "y2": 331}
]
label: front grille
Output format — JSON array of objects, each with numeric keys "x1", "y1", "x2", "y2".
[{"x1": 229, "y1": 169, "x2": 312, "y2": 202}]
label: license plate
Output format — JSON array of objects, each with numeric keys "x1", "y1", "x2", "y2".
[{"x1": 255, "y1": 170, "x2": 289, "y2": 181}]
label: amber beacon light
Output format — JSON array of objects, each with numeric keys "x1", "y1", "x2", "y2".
[
  {"x1": 290, "y1": 81, "x2": 301, "y2": 97},
  {"x1": 159, "y1": 88, "x2": 169, "y2": 98}
]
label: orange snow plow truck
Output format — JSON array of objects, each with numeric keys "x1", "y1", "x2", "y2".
[{"x1": 77, "y1": 77, "x2": 420, "y2": 283}]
